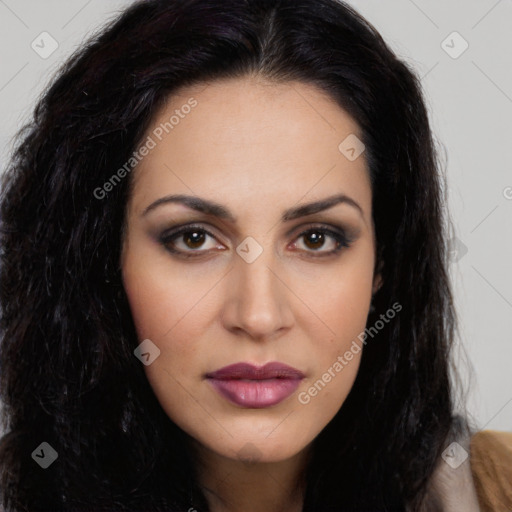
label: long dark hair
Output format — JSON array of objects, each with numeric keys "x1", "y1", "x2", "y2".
[{"x1": 0, "y1": 0, "x2": 465, "y2": 510}]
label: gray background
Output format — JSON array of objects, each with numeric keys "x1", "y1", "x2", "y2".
[{"x1": 0, "y1": 1, "x2": 511, "y2": 431}]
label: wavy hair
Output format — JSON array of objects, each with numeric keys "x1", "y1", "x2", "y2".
[{"x1": 0, "y1": 0, "x2": 465, "y2": 510}]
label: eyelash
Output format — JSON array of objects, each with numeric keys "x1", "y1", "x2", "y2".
[{"x1": 159, "y1": 223, "x2": 354, "y2": 259}]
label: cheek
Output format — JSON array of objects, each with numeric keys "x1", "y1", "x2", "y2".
[
  {"x1": 295, "y1": 293, "x2": 365, "y2": 435},
  {"x1": 121, "y1": 243, "x2": 219, "y2": 342},
  {"x1": 123, "y1": 270, "x2": 208, "y2": 398},
  {"x1": 123, "y1": 264, "x2": 210, "y2": 431},
  {"x1": 293, "y1": 254, "x2": 373, "y2": 420},
  {"x1": 121, "y1": 247, "x2": 214, "y2": 400},
  {"x1": 293, "y1": 250, "x2": 374, "y2": 348}
]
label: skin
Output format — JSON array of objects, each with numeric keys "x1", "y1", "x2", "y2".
[{"x1": 121, "y1": 75, "x2": 382, "y2": 512}]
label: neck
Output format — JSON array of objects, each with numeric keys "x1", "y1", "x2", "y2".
[{"x1": 192, "y1": 442, "x2": 310, "y2": 512}]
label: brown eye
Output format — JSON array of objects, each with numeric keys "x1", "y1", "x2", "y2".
[
  {"x1": 293, "y1": 227, "x2": 353, "y2": 256},
  {"x1": 302, "y1": 231, "x2": 326, "y2": 250},
  {"x1": 182, "y1": 230, "x2": 206, "y2": 249},
  {"x1": 160, "y1": 225, "x2": 221, "y2": 256}
]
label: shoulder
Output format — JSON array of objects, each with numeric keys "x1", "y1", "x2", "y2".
[
  {"x1": 420, "y1": 429, "x2": 512, "y2": 512},
  {"x1": 470, "y1": 429, "x2": 512, "y2": 512}
]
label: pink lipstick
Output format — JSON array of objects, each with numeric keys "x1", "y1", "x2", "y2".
[{"x1": 205, "y1": 362, "x2": 304, "y2": 408}]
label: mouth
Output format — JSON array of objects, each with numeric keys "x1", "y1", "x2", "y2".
[{"x1": 205, "y1": 362, "x2": 305, "y2": 408}]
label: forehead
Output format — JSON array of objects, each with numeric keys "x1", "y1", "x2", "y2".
[{"x1": 128, "y1": 76, "x2": 372, "y2": 224}]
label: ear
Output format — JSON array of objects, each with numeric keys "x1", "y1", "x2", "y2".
[{"x1": 372, "y1": 258, "x2": 384, "y2": 295}]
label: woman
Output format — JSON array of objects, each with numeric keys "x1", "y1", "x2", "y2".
[{"x1": 0, "y1": 0, "x2": 501, "y2": 510}]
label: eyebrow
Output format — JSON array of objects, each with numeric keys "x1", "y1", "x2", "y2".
[{"x1": 141, "y1": 193, "x2": 364, "y2": 222}]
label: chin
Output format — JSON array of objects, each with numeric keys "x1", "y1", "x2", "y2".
[{"x1": 201, "y1": 429, "x2": 313, "y2": 465}]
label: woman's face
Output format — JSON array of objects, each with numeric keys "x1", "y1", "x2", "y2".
[{"x1": 121, "y1": 76, "x2": 381, "y2": 464}]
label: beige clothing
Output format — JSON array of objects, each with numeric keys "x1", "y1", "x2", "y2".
[
  {"x1": 471, "y1": 430, "x2": 512, "y2": 512},
  {"x1": 420, "y1": 430, "x2": 512, "y2": 512}
]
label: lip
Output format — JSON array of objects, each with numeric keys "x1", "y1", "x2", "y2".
[{"x1": 205, "y1": 362, "x2": 305, "y2": 408}]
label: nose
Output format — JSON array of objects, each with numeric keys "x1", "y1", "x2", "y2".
[{"x1": 220, "y1": 245, "x2": 294, "y2": 341}]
